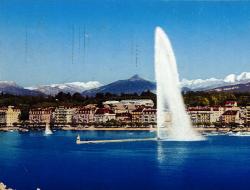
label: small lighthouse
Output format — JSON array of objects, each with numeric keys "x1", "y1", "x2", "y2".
[{"x1": 76, "y1": 134, "x2": 81, "y2": 144}]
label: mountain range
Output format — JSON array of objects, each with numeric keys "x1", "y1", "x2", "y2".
[
  {"x1": 180, "y1": 72, "x2": 250, "y2": 90},
  {"x1": 0, "y1": 72, "x2": 249, "y2": 96},
  {"x1": 82, "y1": 75, "x2": 156, "y2": 96},
  {"x1": 0, "y1": 81, "x2": 43, "y2": 96},
  {"x1": 26, "y1": 81, "x2": 102, "y2": 96}
]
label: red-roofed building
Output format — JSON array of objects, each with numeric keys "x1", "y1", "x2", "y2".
[
  {"x1": 94, "y1": 108, "x2": 116, "y2": 123},
  {"x1": 116, "y1": 112, "x2": 132, "y2": 123},
  {"x1": 221, "y1": 110, "x2": 240, "y2": 124},
  {"x1": 131, "y1": 107, "x2": 144, "y2": 123},
  {"x1": 210, "y1": 106, "x2": 225, "y2": 123},
  {"x1": 225, "y1": 101, "x2": 237, "y2": 107},
  {"x1": 29, "y1": 107, "x2": 55, "y2": 124}
]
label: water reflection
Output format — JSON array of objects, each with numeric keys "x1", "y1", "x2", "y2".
[
  {"x1": 156, "y1": 141, "x2": 190, "y2": 169},
  {"x1": 157, "y1": 141, "x2": 166, "y2": 164}
]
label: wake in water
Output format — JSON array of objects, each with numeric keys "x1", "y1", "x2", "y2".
[{"x1": 155, "y1": 26, "x2": 204, "y2": 141}]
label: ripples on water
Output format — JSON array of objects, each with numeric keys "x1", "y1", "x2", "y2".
[{"x1": 1, "y1": 131, "x2": 250, "y2": 190}]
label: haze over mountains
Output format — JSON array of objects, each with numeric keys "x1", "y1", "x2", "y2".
[{"x1": 0, "y1": 72, "x2": 249, "y2": 96}]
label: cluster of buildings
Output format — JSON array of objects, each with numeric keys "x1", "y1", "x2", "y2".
[
  {"x1": 0, "y1": 100, "x2": 250, "y2": 128},
  {"x1": 187, "y1": 101, "x2": 250, "y2": 126},
  {"x1": 0, "y1": 99, "x2": 156, "y2": 127},
  {"x1": 29, "y1": 99, "x2": 157, "y2": 126}
]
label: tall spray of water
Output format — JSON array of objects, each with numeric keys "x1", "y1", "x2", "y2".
[{"x1": 155, "y1": 27, "x2": 203, "y2": 141}]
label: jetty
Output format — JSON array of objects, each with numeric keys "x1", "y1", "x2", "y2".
[{"x1": 76, "y1": 135, "x2": 156, "y2": 144}]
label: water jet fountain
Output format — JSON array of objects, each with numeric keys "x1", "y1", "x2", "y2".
[
  {"x1": 155, "y1": 26, "x2": 203, "y2": 141},
  {"x1": 76, "y1": 26, "x2": 203, "y2": 144}
]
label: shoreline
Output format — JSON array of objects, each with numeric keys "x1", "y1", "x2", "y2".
[{"x1": 1, "y1": 126, "x2": 250, "y2": 133}]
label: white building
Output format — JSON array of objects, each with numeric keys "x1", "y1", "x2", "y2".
[
  {"x1": 142, "y1": 108, "x2": 157, "y2": 123},
  {"x1": 120, "y1": 99, "x2": 154, "y2": 107},
  {"x1": 54, "y1": 106, "x2": 75, "y2": 124},
  {"x1": 187, "y1": 106, "x2": 225, "y2": 124},
  {"x1": 94, "y1": 108, "x2": 116, "y2": 123}
]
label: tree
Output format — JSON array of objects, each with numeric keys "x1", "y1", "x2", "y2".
[{"x1": 72, "y1": 92, "x2": 83, "y2": 101}]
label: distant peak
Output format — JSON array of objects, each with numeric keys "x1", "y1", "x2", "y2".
[
  {"x1": 0, "y1": 81, "x2": 19, "y2": 87},
  {"x1": 129, "y1": 74, "x2": 143, "y2": 81}
]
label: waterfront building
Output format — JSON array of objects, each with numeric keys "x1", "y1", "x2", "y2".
[
  {"x1": 221, "y1": 110, "x2": 240, "y2": 124},
  {"x1": 54, "y1": 106, "x2": 75, "y2": 124},
  {"x1": 0, "y1": 106, "x2": 21, "y2": 127},
  {"x1": 187, "y1": 106, "x2": 227, "y2": 124},
  {"x1": 120, "y1": 99, "x2": 154, "y2": 107},
  {"x1": 239, "y1": 107, "x2": 248, "y2": 125},
  {"x1": 131, "y1": 107, "x2": 144, "y2": 123},
  {"x1": 29, "y1": 108, "x2": 54, "y2": 124},
  {"x1": 246, "y1": 106, "x2": 250, "y2": 126},
  {"x1": 93, "y1": 108, "x2": 116, "y2": 123},
  {"x1": 187, "y1": 107, "x2": 211, "y2": 124},
  {"x1": 224, "y1": 101, "x2": 240, "y2": 112},
  {"x1": 103, "y1": 101, "x2": 127, "y2": 113},
  {"x1": 73, "y1": 107, "x2": 94, "y2": 124},
  {"x1": 210, "y1": 107, "x2": 225, "y2": 123},
  {"x1": 103, "y1": 99, "x2": 154, "y2": 113},
  {"x1": 0, "y1": 111, "x2": 6, "y2": 125},
  {"x1": 142, "y1": 108, "x2": 157, "y2": 123},
  {"x1": 116, "y1": 112, "x2": 132, "y2": 123}
]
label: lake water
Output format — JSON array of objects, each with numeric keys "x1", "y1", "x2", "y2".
[{"x1": 1, "y1": 131, "x2": 250, "y2": 190}]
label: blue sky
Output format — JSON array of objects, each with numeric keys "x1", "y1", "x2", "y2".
[{"x1": 0, "y1": 0, "x2": 250, "y2": 86}]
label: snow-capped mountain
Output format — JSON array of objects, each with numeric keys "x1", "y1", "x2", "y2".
[
  {"x1": 180, "y1": 72, "x2": 250, "y2": 90},
  {"x1": 209, "y1": 82, "x2": 250, "y2": 92},
  {"x1": 82, "y1": 72, "x2": 250, "y2": 96},
  {"x1": 26, "y1": 81, "x2": 102, "y2": 96},
  {"x1": 0, "y1": 81, "x2": 43, "y2": 96},
  {"x1": 0, "y1": 71, "x2": 249, "y2": 96}
]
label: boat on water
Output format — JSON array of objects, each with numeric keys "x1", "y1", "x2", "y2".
[
  {"x1": 202, "y1": 131, "x2": 223, "y2": 136},
  {"x1": 229, "y1": 131, "x2": 250, "y2": 137},
  {"x1": 19, "y1": 128, "x2": 29, "y2": 132}
]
